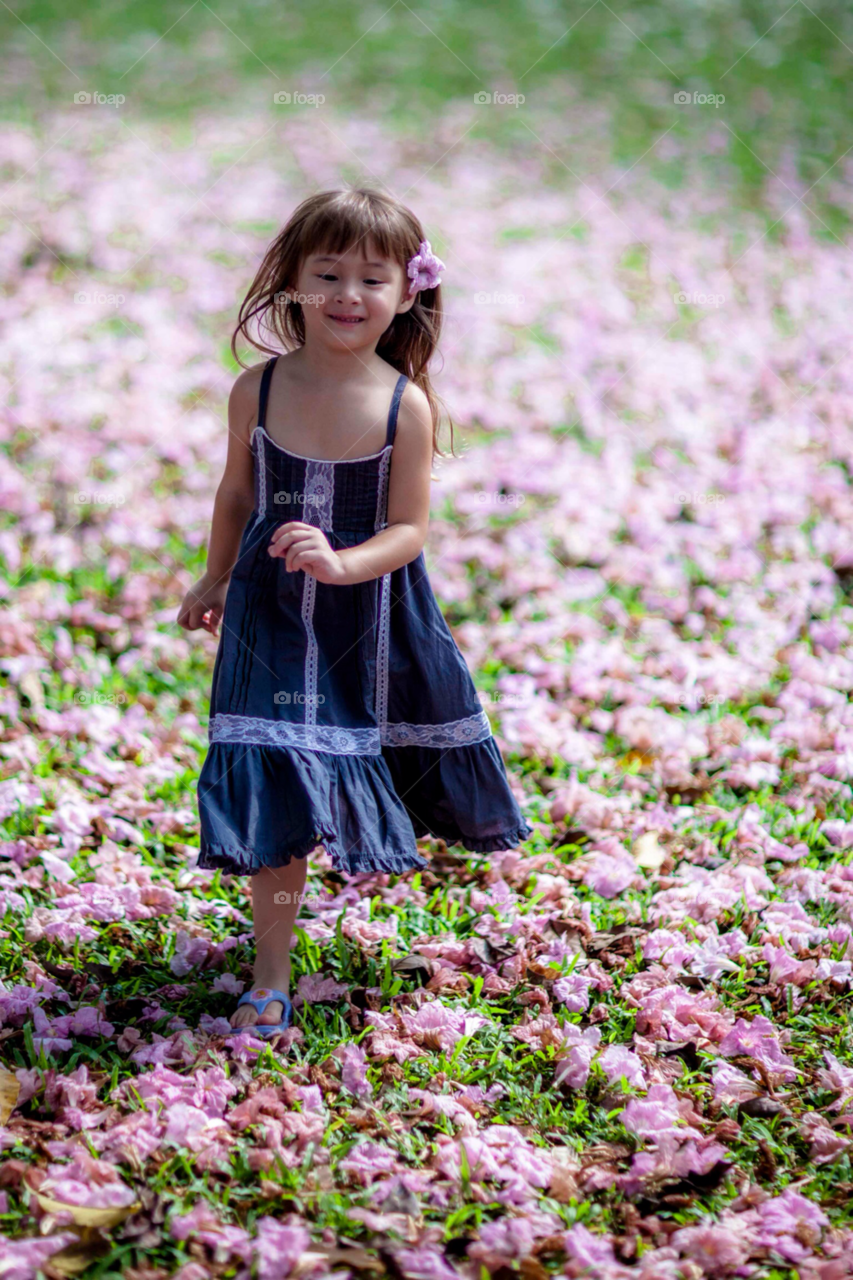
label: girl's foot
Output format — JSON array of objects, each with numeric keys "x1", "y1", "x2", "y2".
[
  {"x1": 232, "y1": 861, "x2": 305, "y2": 1033},
  {"x1": 229, "y1": 976, "x2": 290, "y2": 1031}
]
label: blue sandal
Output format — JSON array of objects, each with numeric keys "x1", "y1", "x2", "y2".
[{"x1": 227, "y1": 987, "x2": 294, "y2": 1037}]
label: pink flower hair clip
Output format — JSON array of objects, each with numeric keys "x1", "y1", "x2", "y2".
[{"x1": 406, "y1": 239, "x2": 445, "y2": 296}]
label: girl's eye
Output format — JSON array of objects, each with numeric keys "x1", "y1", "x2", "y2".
[{"x1": 316, "y1": 273, "x2": 384, "y2": 285}]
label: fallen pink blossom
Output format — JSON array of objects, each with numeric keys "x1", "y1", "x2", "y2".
[
  {"x1": 598, "y1": 1044, "x2": 647, "y2": 1090},
  {"x1": 0, "y1": 1233, "x2": 80, "y2": 1280},
  {"x1": 718, "y1": 1015, "x2": 799, "y2": 1081}
]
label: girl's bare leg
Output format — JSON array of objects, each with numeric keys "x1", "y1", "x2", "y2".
[{"x1": 229, "y1": 857, "x2": 308, "y2": 1029}]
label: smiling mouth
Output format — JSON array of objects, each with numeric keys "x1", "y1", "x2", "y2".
[{"x1": 328, "y1": 315, "x2": 365, "y2": 325}]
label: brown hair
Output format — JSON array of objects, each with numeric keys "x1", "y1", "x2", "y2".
[{"x1": 231, "y1": 187, "x2": 455, "y2": 458}]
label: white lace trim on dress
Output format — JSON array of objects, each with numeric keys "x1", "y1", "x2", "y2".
[
  {"x1": 374, "y1": 448, "x2": 392, "y2": 735},
  {"x1": 374, "y1": 449, "x2": 391, "y2": 531},
  {"x1": 300, "y1": 459, "x2": 336, "y2": 729},
  {"x1": 254, "y1": 427, "x2": 268, "y2": 512},
  {"x1": 208, "y1": 708, "x2": 493, "y2": 754},
  {"x1": 210, "y1": 714, "x2": 381, "y2": 756},
  {"x1": 375, "y1": 574, "x2": 391, "y2": 733},
  {"x1": 381, "y1": 709, "x2": 492, "y2": 748}
]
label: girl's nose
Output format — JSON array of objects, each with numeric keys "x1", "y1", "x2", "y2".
[{"x1": 335, "y1": 277, "x2": 361, "y2": 303}]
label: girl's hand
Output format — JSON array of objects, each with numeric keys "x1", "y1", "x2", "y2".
[
  {"x1": 268, "y1": 522, "x2": 348, "y2": 584},
  {"x1": 177, "y1": 573, "x2": 230, "y2": 636}
]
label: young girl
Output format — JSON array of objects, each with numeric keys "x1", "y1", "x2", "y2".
[{"x1": 177, "y1": 188, "x2": 532, "y2": 1037}]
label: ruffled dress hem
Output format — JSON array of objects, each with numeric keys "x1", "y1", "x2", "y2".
[
  {"x1": 196, "y1": 835, "x2": 429, "y2": 877},
  {"x1": 196, "y1": 819, "x2": 531, "y2": 876},
  {"x1": 411, "y1": 819, "x2": 534, "y2": 853}
]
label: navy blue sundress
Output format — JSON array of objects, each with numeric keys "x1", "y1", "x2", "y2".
[{"x1": 196, "y1": 356, "x2": 532, "y2": 876}]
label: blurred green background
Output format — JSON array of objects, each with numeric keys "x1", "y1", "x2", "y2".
[{"x1": 1, "y1": 0, "x2": 851, "y2": 232}]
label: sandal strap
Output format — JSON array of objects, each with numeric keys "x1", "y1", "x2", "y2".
[{"x1": 238, "y1": 987, "x2": 292, "y2": 1015}]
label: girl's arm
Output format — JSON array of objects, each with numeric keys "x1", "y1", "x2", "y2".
[
  {"x1": 177, "y1": 369, "x2": 259, "y2": 633},
  {"x1": 205, "y1": 370, "x2": 258, "y2": 580},
  {"x1": 268, "y1": 384, "x2": 434, "y2": 586}
]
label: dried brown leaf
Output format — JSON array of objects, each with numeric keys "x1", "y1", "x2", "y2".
[{"x1": 0, "y1": 1067, "x2": 20, "y2": 1124}]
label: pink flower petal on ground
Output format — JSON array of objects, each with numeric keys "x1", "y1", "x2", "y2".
[
  {"x1": 799, "y1": 1112, "x2": 852, "y2": 1165},
  {"x1": 366, "y1": 1029, "x2": 425, "y2": 1063},
  {"x1": 338, "y1": 1141, "x2": 400, "y2": 1185},
  {"x1": 642, "y1": 928, "x2": 694, "y2": 968},
  {"x1": 563, "y1": 1223, "x2": 618, "y2": 1270},
  {"x1": 398, "y1": 1002, "x2": 488, "y2": 1053},
  {"x1": 718, "y1": 1015, "x2": 799, "y2": 1081},
  {"x1": 69, "y1": 1005, "x2": 114, "y2": 1037},
  {"x1": 162, "y1": 1102, "x2": 231, "y2": 1153},
  {"x1": 249, "y1": 1217, "x2": 311, "y2": 1280},
  {"x1": 40, "y1": 1151, "x2": 138, "y2": 1208},
  {"x1": 169, "y1": 1202, "x2": 251, "y2": 1263},
  {"x1": 339, "y1": 1042, "x2": 372, "y2": 1101},
  {"x1": 407, "y1": 1090, "x2": 477, "y2": 1136},
  {"x1": 31, "y1": 1007, "x2": 73, "y2": 1054},
  {"x1": 212, "y1": 973, "x2": 243, "y2": 995},
  {"x1": 621, "y1": 1084, "x2": 683, "y2": 1138},
  {"x1": 581, "y1": 851, "x2": 637, "y2": 898},
  {"x1": 711, "y1": 1062, "x2": 762, "y2": 1104},
  {"x1": 762, "y1": 943, "x2": 817, "y2": 987},
  {"x1": 296, "y1": 973, "x2": 350, "y2": 1002},
  {"x1": 0, "y1": 1233, "x2": 80, "y2": 1280},
  {"x1": 552, "y1": 971, "x2": 593, "y2": 1012},
  {"x1": 599, "y1": 1045, "x2": 647, "y2": 1089},
  {"x1": 554, "y1": 1025, "x2": 602, "y2": 1090},
  {"x1": 757, "y1": 1189, "x2": 828, "y2": 1263},
  {"x1": 468, "y1": 1216, "x2": 536, "y2": 1267},
  {"x1": 817, "y1": 1052, "x2": 853, "y2": 1111},
  {"x1": 386, "y1": 1247, "x2": 464, "y2": 1280},
  {"x1": 617, "y1": 1134, "x2": 730, "y2": 1197},
  {"x1": 670, "y1": 1222, "x2": 750, "y2": 1273},
  {"x1": 169, "y1": 930, "x2": 211, "y2": 976}
]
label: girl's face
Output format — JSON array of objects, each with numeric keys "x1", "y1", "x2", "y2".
[{"x1": 288, "y1": 242, "x2": 416, "y2": 352}]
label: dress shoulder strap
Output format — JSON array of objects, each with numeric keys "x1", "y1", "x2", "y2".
[
  {"x1": 258, "y1": 356, "x2": 279, "y2": 430},
  {"x1": 385, "y1": 373, "x2": 408, "y2": 448}
]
